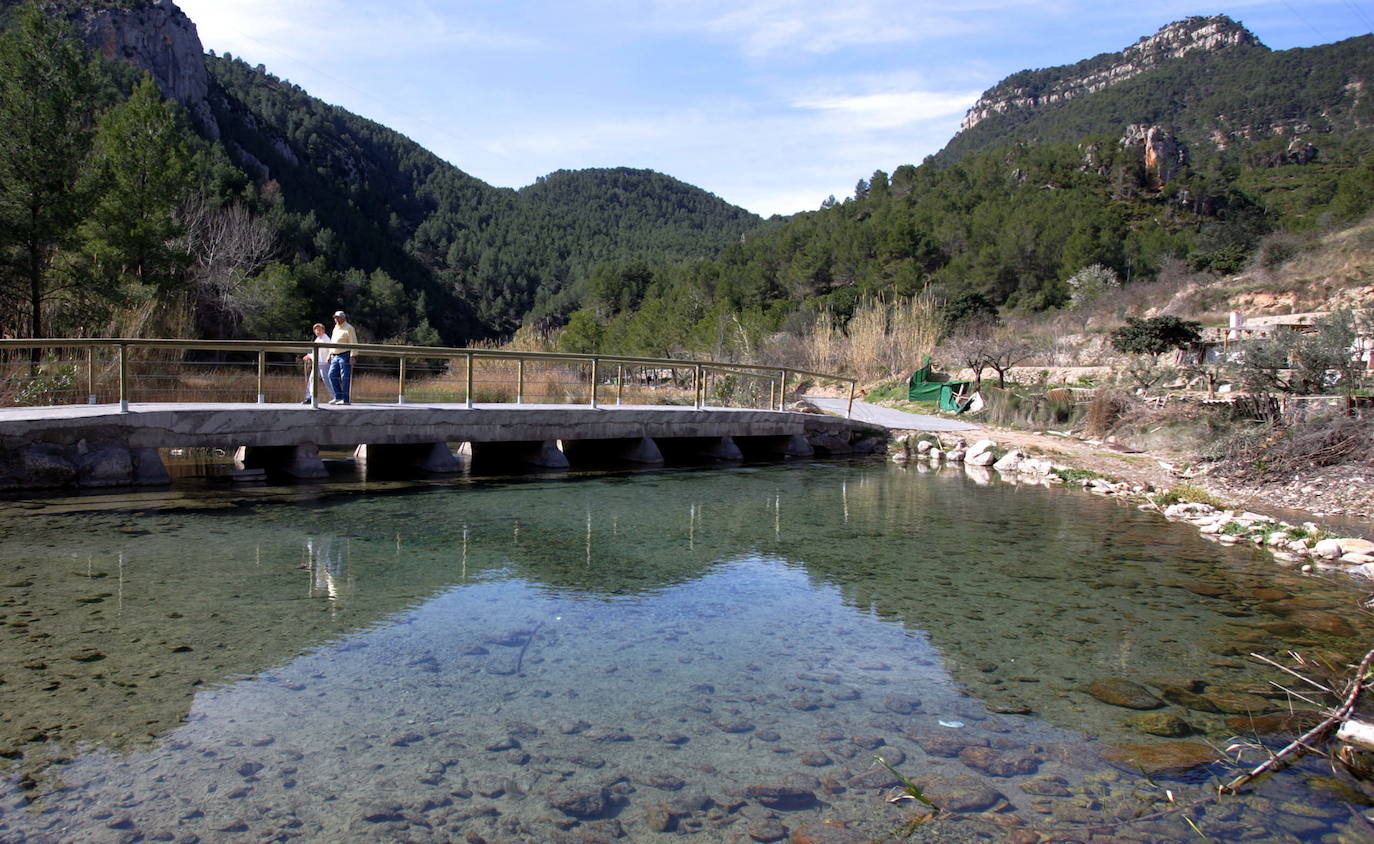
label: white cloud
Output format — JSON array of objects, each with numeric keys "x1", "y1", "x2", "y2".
[
  {"x1": 647, "y1": 0, "x2": 1067, "y2": 57},
  {"x1": 794, "y1": 90, "x2": 981, "y2": 129},
  {"x1": 176, "y1": 0, "x2": 538, "y2": 62}
]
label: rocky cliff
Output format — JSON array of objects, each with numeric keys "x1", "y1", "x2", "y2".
[
  {"x1": 59, "y1": 0, "x2": 217, "y2": 138},
  {"x1": 959, "y1": 16, "x2": 1264, "y2": 133}
]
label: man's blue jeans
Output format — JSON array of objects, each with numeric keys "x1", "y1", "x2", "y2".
[{"x1": 327, "y1": 352, "x2": 352, "y2": 403}]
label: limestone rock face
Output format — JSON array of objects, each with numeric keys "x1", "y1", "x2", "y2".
[
  {"x1": 66, "y1": 0, "x2": 218, "y2": 139},
  {"x1": 1121, "y1": 124, "x2": 1188, "y2": 185},
  {"x1": 959, "y1": 16, "x2": 1262, "y2": 133}
]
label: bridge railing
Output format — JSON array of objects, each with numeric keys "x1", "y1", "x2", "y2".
[{"x1": 0, "y1": 339, "x2": 857, "y2": 418}]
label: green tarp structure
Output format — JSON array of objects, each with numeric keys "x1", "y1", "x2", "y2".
[{"x1": 908, "y1": 355, "x2": 971, "y2": 413}]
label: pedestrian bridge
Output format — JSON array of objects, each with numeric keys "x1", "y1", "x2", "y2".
[{"x1": 0, "y1": 339, "x2": 882, "y2": 491}]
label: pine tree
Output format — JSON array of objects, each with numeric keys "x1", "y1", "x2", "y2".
[
  {"x1": 83, "y1": 74, "x2": 196, "y2": 291},
  {"x1": 0, "y1": 2, "x2": 98, "y2": 338}
]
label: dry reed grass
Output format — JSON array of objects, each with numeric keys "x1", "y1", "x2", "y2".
[{"x1": 798, "y1": 290, "x2": 942, "y2": 382}]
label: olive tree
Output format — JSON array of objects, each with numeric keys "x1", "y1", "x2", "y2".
[{"x1": 1229, "y1": 309, "x2": 1366, "y2": 395}]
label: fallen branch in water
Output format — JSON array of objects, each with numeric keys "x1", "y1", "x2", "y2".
[{"x1": 1221, "y1": 646, "x2": 1374, "y2": 794}]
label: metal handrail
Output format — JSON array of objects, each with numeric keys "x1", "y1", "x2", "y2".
[{"x1": 0, "y1": 338, "x2": 857, "y2": 418}]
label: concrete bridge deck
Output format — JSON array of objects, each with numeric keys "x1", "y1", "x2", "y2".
[{"x1": 0, "y1": 401, "x2": 888, "y2": 491}]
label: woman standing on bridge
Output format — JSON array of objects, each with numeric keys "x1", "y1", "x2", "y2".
[
  {"x1": 302, "y1": 323, "x2": 334, "y2": 404},
  {"x1": 327, "y1": 311, "x2": 356, "y2": 405}
]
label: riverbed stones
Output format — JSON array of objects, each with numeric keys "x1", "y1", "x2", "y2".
[
  {"x1": 1019, "y1": 775, "x2": 1072, "y2": 797},
  {"x1": 1081, "y1": 678, "x2": 1162, "y2": 710},
  {"x1": 1224, "y1": 710, "x2": 1324, "y2": 734},
  {"x1": 1100, "y1": 741, "x2": 1221, "y2": 776},
  {"x1": 1285, "y1": 609, "x2": 1357, "y2": 637},
  {"x1": 1155, "y1": 684, "x2": 1215, "y2": 712},
  {"x1": 546, "y1": 784, "x2": 609, "y2": 819},
  {"x1": 1201, "y1": 691, "x2": 1273, "y2": 714},
  {"x1": 844, "y1": 768, "x2": 900, "y2": 791},
  {"x1": 746, "y1": 816, "x2": 788, "y2": 842},
  {"x1": 744, "y1": 783, "x2": 816, "y2": 809},
  {"x1": 909, "y1": 731, "x2": 988, "y2": 758},
  {"x1": 1126, "y1": 711, "x2": 1192, "y2": 737},
  {"x1": 915, "y1": 775, "x2": 1006, "y2": 813},
  {"x1": 788, "y1": 824, "x2": 872, "y2": 844},
  {"x1": 714, "y1": 717, "x2": 754, "y2": 733},
  {"x1": 636, "y1": 772, "x2": 686, "y2": 791},
  {"x1": 882, "y1": 693, "x2": 921, "y2": 714},
  {"x1": 958, "y1": 746, "x2": 1041, "y2": 777}
]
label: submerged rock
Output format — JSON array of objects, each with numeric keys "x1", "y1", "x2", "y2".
[
  {"x1": 1082, "y1": 678, "x2": 1162, "y2": 710},
  {"x1": 882, "y1": 693, "x2": 921, "y2": 714},
  {"x1": 1100, "y1": 741, "x2": 1221, "y2": 776},
  {"x1": 1285, "y1": 609, "x2": 1357, "y2": 637},
  {"x1": 1019, "y1": 775, "x2": 1072, "y2": 797},
  {"x1": 1126, "y1": 711, "x2": 1193, "y2": 737},
  {"x1": 958, "y1": 746, "x2": 1041, "y2": 777},
  {"x1": 1203, "y1": 691, "x2": 1274, "y2": 715},
  {"x1": 1159, "y1": 684, "x2": 1220, "y2": 712},
  {"x1": 915, "y1": 775, "x2": 1006, "y2": 813},
  {"x1": 547, "y1": 784, "x2": 609, "y2": 818},
  {"x1": 744, "y1": 782, "x2": 816, "y2": 809},
  {"x1": 1224, "y1": 710, "x2": 1324, "y2": 734},
  {"x1": 908, "y1": 732, "x2": 988, "y2": 758},
  {"x1": 746, "y1": 817, "x2": 788, "y2": 842}
]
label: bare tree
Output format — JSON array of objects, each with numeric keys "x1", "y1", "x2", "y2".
[
  {"x1": 983, "y1": 326, "x2": 1036, "y2": 387},
  {"x1": 938, "y1": 316, "x2": 994, "y2": 388},
  {"x1": 177, "y1": 195, "x2": 276, "y2": 338}
]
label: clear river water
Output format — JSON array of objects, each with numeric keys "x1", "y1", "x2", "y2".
[{"x1": 0, "y1": 458, "x2": 1370, "y2": 842}]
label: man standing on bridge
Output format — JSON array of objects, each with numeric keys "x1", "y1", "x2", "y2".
[{"x1": 327, "y1": 310, "x2": 357, "y2": 404}]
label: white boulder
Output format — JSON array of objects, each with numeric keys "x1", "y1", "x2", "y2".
[
  {"x1": 1313, "y1": 538, "x2": 1346, "y2": 559},
  {"x1": 992, "y1": 449, "x2": 1024, "y2": 472}
]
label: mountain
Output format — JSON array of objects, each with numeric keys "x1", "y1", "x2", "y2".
[
  {"x1": 1, "y1": 1, "x2": 1369, "y2": 358},
  {"x1": 938, "y1": 16, "x2": 1374, "y2": 166},
  {"x1": 541, "y1": 16, "x2": 1374, "y2": 359}
]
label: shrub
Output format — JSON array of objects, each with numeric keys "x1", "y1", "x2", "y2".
[
  {"x1": 1153, "y1": 483, "x2": 1227, "y2": 509},
  {"x1": 1209, "y1": 415, "x2": 1373, "y2": 481},
  {"x1": 1084, "y1": 387, "x2": 1137, "y2": 436},
  {"x1": 980, "y1": 387, "x2": 1082, "y2": 429},
  {"x1": 1055, "y1": 467, "x2": 1103, "y2": 483}
]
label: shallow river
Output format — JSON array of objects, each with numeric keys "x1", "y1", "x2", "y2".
[{"x1": 0, "y1": 460, "x2": 1370, "y2": 842}]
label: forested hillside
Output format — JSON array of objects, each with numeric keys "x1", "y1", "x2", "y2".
[
  {"x1": 0, "y1": 0, "x2": 760, "y2": 345},
  {"x1": 207, "y1": 53, "x2": 761, "y2": 338},
  {"x1": 1, "y1": 0, "x2": 1370, "y2": 368}
]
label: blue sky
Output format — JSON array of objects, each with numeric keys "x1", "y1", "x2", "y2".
[{"x1": 174, "y1": 1, "x2": 1372, "y2": 217}]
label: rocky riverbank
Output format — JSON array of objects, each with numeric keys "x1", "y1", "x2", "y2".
[{"x1": 890, "y1": 429, "x2": 1374, "y2": 582}]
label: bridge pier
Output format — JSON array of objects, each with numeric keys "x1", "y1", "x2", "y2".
[
  {"x1": 133, "y1": 447, "x2": 171, "y2": 485},
  {"x1": 355, "y1": 442, "x2": 461, "y2": 474},
  {"x1": 656, "y1": 435, "x2": 744, "y2": 462},
  {"x1": 461, "y1": 440, "x2": 570, "y2": 470},
  {"x1": 733, "y1": 433, "x2": 814, "y2": 459},
  {"x1": 234, "y1": 444, "x2": 328, "y2": 480},
  {"x1": 562, "y1": 436, "x2": 664, "y2": 466}
]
